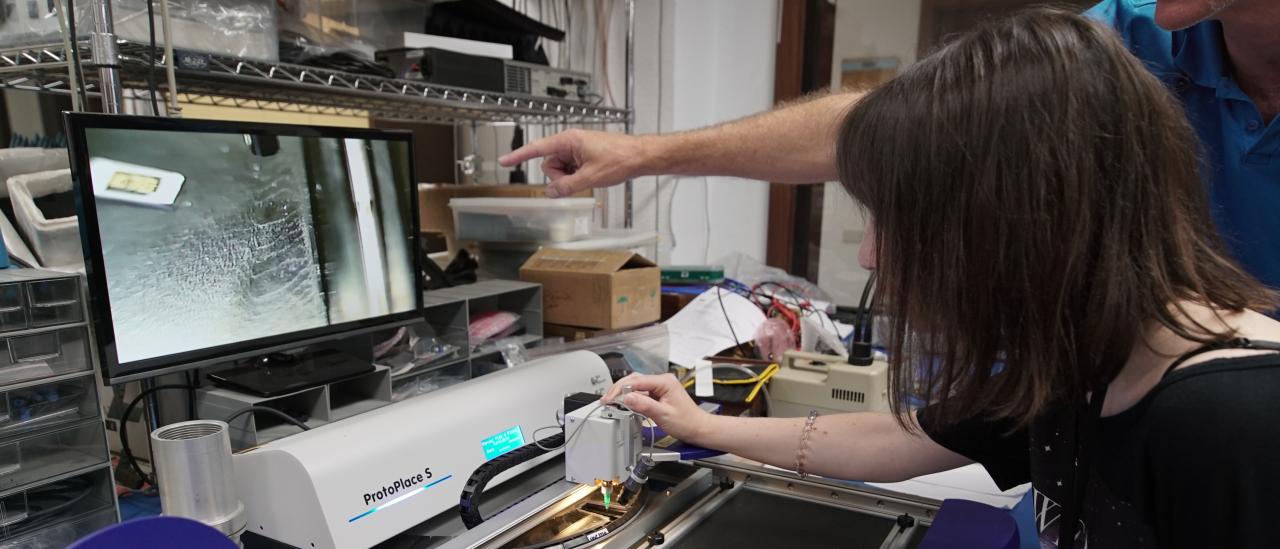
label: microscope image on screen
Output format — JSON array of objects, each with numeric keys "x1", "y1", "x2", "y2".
[{"x1": 83, "y1": 128, "x2": 416, "y2": 367}]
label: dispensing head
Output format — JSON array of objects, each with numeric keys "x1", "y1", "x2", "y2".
[
  {"x1": 564, "y1": 403, "x2": 643, "y2": 488},
  {"x1": 562, "y1": 387, "x2": 714, "y2": 508}
]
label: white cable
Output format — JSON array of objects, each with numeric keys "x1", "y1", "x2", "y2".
[
  {"x1": 703, "y1": 177, "x2": 712, "y2": 262},
  {"x1": 598, "y1": 0, "x2": 618, "y2": 107},
  {"x1": 534, "y1": 401, "x2": 605, "y2": 451},
  {"x1": 654, "y1": 0, "x2": 664, "y2": 254},
  {"x1": 491, "y1": 125, "x2": 501, "y2": 184},
  {"x1": 159, "y1": 0, "x2": 179, "y2": 113},
  {"x1": 532, "y1": 424, "x2": 562, "y2": 449},
  {"x1": 610, "y1": 399, "x2": 657, "y2": 460}
]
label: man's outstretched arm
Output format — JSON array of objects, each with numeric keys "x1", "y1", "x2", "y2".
[{"x1": 499, "y1": 91, "x2": 862, "y2": 196}]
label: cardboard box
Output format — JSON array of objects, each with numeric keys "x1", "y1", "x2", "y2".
[
  {"x1": 519, "y1": 249, "x2": 660, "y2": 330},
  {"x1": 543, "y1": 323, "x2": 652, "y2": 342},
  {"x1": 661, "y1": 290, "x2": 699, "y2": 321}
]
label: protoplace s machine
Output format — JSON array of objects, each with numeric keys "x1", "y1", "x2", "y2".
[{"x1": 223, "y1": 350, "x2": 938, "y2": 549}]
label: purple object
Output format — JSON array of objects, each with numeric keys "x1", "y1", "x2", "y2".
[
  {"x1": 919, "y1": 499, "x2": 1020, "y2": 549},
  {"x1": 69, "y1": 516, "x2": 236, "y2": 549},
  {"x1": 642, "y1": 425, "x2": 724, "y2": 460}
]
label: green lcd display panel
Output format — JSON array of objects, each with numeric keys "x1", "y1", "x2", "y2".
[{"x1": 482, "y1": 426, "x2": 526, "y2": 460}]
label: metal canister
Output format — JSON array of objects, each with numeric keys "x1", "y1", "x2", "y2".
[{"x1": 151, "y1": 420, "x2": 247, "y2": 542}]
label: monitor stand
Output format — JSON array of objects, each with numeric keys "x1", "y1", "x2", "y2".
[{"x1": 207, "y1": 348, "x2": 375, "y2": 398}]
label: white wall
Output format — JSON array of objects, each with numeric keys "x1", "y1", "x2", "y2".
[
  {"x1": 614, "y1": 0, "x2": 777, "y2": 266},
  {"x1": 3, "y1": 90, "x2": 45, "y2": 138},
  {"x1": 817, "y1": 0, "x2": 921, "y2": 305},
  {"x1": 604, "y1": 0, "x2": 658, "y2": 246},
  {"x1": 666, "y1": 0, "x2": 775, "y2": 265}
]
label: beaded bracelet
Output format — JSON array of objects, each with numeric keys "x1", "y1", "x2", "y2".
[{"x1": 795, "y1": 410, "x2": 819, "y2": 477}]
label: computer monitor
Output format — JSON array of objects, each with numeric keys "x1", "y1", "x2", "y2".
[{"x1": 65, "y1": 114, "x2": 422, "y2": 385}]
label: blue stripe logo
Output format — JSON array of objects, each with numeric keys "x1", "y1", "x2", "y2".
[{"x1": 348, "y1": 475, "x2": 453, "y2": 523}]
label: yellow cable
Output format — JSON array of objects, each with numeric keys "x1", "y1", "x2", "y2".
[
  {"x1": 681, "y1": 364, "x2": 781, "y2": 404},
  {"x1": 744, "y1": 364, "x2": 780, "y2": 403}
]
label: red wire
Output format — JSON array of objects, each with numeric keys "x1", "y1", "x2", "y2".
[
  {"x1": 771, "y1": 297, "x2": 800, "y2": 333},
  {"x1": 750, "y1": 282, "x2": 819, "y2": 339}
]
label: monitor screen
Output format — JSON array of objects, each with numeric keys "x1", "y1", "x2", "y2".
[{"x1": 66, "y1": 114, "x2": 421, "y2": 383}]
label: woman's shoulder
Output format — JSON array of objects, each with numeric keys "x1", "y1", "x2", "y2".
[
  {"x1": 1144, "y1": 351, "x2": 1280, "y2": 437},
  {"x1": 1134, "y1": 350, "x2": 1280, "y2": 549}
]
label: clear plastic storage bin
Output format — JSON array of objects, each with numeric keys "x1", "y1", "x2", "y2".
[
  {"x1": 0, "y1": 327, "x2": 91, "y2": 387},
  {"x1": 25, "y1": 277, "x2": 82, "y2": 328},
  {"x1": 450, "y1": 198, "x2": 596, "y2": 243},
  {"x1": 0, "y1": 286, "x2": 26, "y2": 333},
  {"x1": 0, "y1": 421, "x2": 108, "y2": 493},
  {"x1": 0, "y1": 467, "x2": 116, "y2": 547},
  {"x1": 0, "y1": 0, "x2": 279, "y2": 62},
  {"x1": 0, "y1": 271, "x2": 83, "y2": 334},
  {"x1": 391, "y1": 361, "x2": 469, "y2": 402},
  {"x1": 0, "y1": 376, "x2": 98, "y2": 440},
  {"x1": 0, "y1": 506, "x2": 115, "y2": 549}
]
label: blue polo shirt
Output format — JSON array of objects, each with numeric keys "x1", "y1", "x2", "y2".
[{"x1": 1087, "y1": 1, "x2": 1280, "y2": 291}]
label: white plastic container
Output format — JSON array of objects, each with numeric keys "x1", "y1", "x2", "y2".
[
  {"x1": 6, "y1": 169, "x2": 83, "y2": 270},
  {"x1": 450, "y1": 197, "x2": 596, "y2": 243},
  {"x1": 476, "y1": 230, "x2": 659, "y2": 280},
  {"x1": 0, "y1": 149, "x2": 68, "y2": 199}
]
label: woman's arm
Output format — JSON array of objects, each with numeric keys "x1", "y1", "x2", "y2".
[
  {"x1": 604, "y1": 373, "x2": 971, "y2": 482},
  {"x1": 698, "y1": 411, "x2": 972, "y2": 482}
]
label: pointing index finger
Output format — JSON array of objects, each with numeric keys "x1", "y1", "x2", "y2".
[{"x1": 499, "y1": 135, "x2": 567, "y2": 167}]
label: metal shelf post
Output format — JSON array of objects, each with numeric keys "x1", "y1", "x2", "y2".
[
  {"x1": 89, "y1": 0, "x2": 122, "y2": 113},
  {"x1": 623, "y1": 0, "x2": 636, "y2": 229}
]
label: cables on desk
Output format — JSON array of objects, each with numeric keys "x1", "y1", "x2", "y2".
[
  {"x1": 119, "y1": 385, "x2": 310, "y2": 489},
  {"x1": 713, "y1": 280, "x2": 843, "y2": 354},
  {"x1": 714, "y1": 286, "x2": 742, "y2": 349},
  {"x1": 680, "y1": 363, "x2": 775, "y2": 416},
  {"x1": 119, "y1": 384, "x2": 193, "y2": 488},
  {"x1": 224, "y1": 406, "x2": 311, "y2": 432}
]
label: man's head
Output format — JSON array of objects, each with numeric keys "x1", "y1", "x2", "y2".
[{"x1": 1154, "y1": 0, "x2": 1244, "y2": 30}]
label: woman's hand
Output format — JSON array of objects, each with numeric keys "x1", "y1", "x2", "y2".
[{"x1": 602, "y1": 373, "x2": 713, "y2": 444}]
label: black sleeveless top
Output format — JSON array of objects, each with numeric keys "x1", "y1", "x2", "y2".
[{"x1": 918, "y1": 339, "x2": 1280, "y2": 548}]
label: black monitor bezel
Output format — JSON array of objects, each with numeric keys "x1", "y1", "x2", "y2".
[{"x1": 65, "y1": 113, "x2": 424, "y2": 385}]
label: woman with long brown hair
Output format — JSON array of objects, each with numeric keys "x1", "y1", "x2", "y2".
[{"x1": 604, "y1": 9, "x2": 1280, "y2": 549}]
